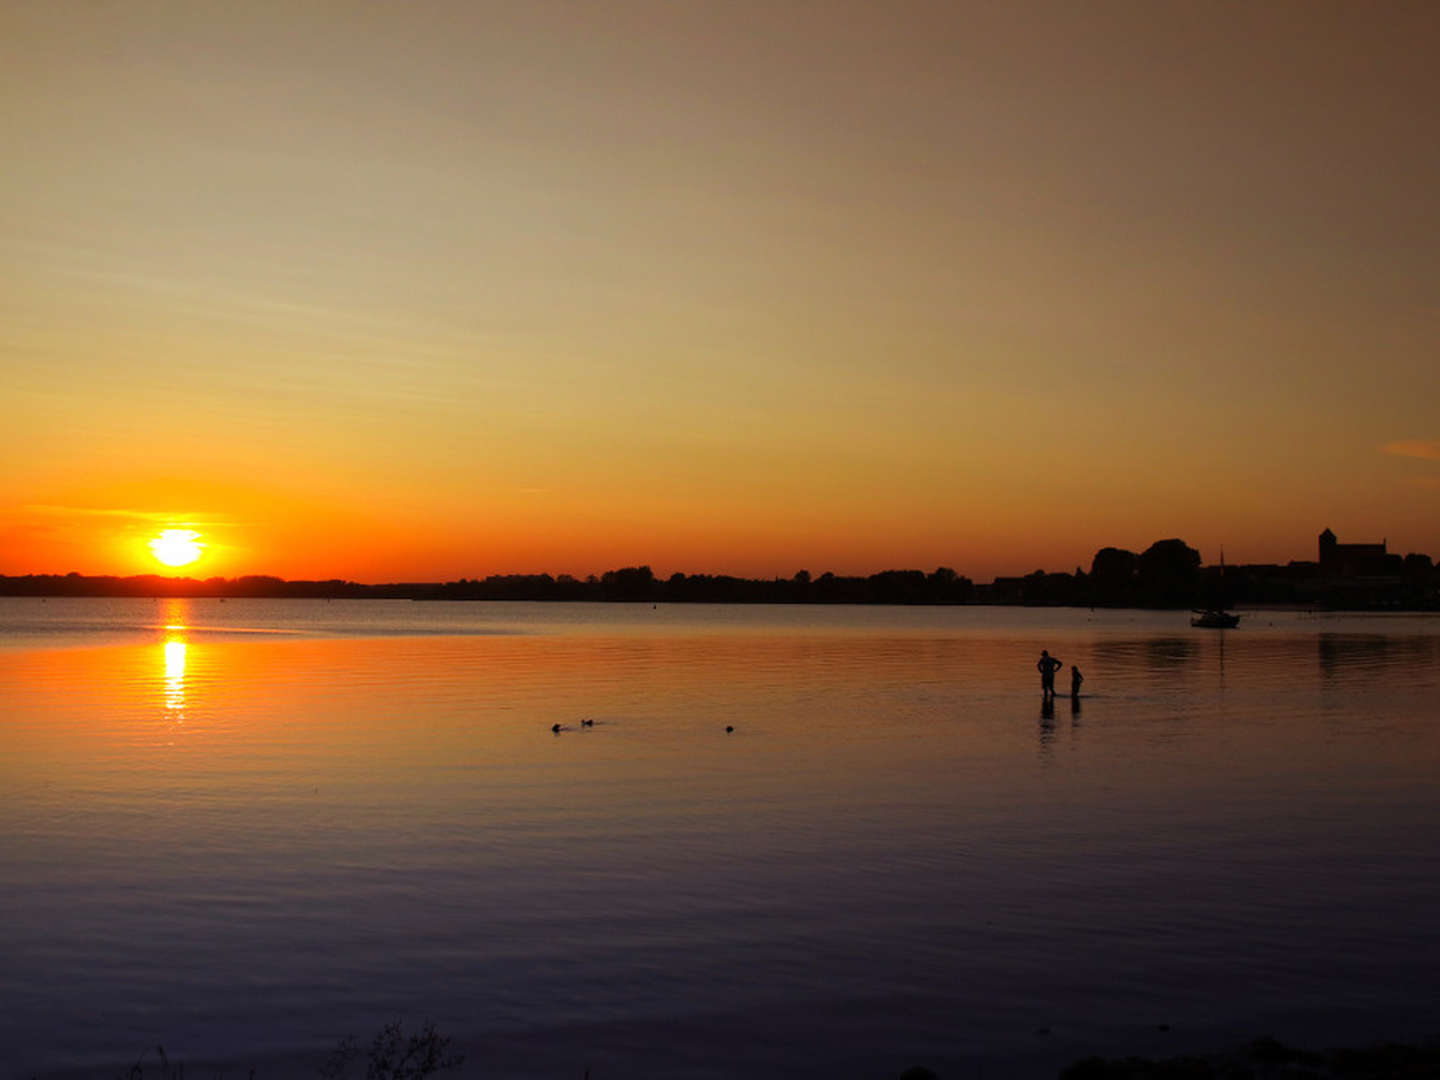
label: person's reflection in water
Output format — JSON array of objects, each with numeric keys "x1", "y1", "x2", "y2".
[
  {"x1": 1069, "y1": 692, "x2": 1082, "y2": 720},
  {"x1": 1038, "y1": 696, "x2": 1056, "y2": 758}
]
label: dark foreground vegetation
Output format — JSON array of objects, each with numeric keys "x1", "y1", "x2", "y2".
[
  {"x1": 113, "y1": 1022, "x2": 462, "y2": 1080},
  {"x1": 90, "y1": 1032, "x2": 1440, "y2": 1080},
  {"x1": 5, "y1": 535, "x2": 1438, "y2": 610}
]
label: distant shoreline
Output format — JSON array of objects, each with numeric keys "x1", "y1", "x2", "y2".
[
  {"x1": 8, "y1": 531, "x2": 1436, "y2": 610},
  {"x1": 1, "y1": 571, "x2": 1436, "y2": 612}
]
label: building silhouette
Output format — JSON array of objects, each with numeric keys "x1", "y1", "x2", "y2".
[{"x1": 1317, "y1": 528, "x2": 1389, "y2": 577}]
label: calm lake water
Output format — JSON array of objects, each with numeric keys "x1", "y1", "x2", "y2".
[{"x1": 3, "y1": 599, "x2": 1439, "y2": 1079}]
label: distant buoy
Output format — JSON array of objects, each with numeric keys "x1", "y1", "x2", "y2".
[
  {"x1": 551, "y1": 723, "x2": 562, "y2": 733},
  {"x1": 725, "y1": 725, "x2": 734, "y2": 734}
]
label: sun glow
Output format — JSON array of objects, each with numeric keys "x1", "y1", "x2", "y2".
[{"x1": 149, "y1": 529, "x2": 204, "y2": 568}]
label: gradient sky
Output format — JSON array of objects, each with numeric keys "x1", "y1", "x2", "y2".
[{"x1": 4, "y1": 1, "x2": 1438, "y2": 582}]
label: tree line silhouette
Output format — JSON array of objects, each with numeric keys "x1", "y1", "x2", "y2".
[
  {"x1": 0, "y1": 566, "x2": 976, "y2": 604},
  {"x1": 2, "y1": 536, "x2": 1435, "y2": 608}
]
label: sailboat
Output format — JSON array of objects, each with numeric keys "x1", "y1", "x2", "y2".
[{"x1": 1191, "y1": 548, "x2": 1241, "y2": 628}]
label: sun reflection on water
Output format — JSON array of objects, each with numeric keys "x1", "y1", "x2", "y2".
[
  {"x1": 163, "y1": 638, "x2": 187, "y2": 713},
  {"x1": 157, "y1": 598, "x2": 191, "y2": 721}
]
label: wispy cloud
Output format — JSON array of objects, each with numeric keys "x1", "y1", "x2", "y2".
[
  {"x1": 25, "y1": 505, "x2": 173, "y2": 521},
  {"x1": 22, "y1": 505, "x2": 238, "y2": 526},
  {"x1": 1382, "y1": 440, "x2": 1440, "y2": 460}
]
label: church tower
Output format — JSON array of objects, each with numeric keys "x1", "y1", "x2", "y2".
[{"x1": 1318, "y1": 528, "x2": 1337, "y2": 572}]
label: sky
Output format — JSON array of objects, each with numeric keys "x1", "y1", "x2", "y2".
[{"x1": 3, "y1": 1, "x2": 1438, "y2": 583}]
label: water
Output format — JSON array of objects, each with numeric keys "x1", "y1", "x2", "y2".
[{"x1": 2, "y1": 599, "x2": 1439, "y2": 1079}]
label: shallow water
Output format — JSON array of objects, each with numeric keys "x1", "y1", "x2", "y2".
[{"x1": 2, "y1": 599, "x2": 1439, "y2": 1079}]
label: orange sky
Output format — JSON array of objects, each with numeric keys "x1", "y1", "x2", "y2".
[{"x1": 3, "y1": 2, "x2": 1438, "y2": 583}]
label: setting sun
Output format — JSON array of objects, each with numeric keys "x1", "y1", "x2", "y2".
[{"x1": 148, "y1": 529, "x2": 204, "y2": 568}]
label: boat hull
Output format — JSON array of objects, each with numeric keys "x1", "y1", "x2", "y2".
[{"x1": 1191, "y1": 610, "x2": 1241, "y2": 629}]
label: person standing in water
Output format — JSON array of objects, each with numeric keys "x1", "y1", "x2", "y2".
[
  {"x1": 1070, "y1": 665, "x2": 1084, "y2": 698},
  {"x1": 1037, "y1": 649, "x2": 1063, "y2": 698}
]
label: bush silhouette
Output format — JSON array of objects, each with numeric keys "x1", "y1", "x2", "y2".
[{"x1": 320, "y1": 1021, "x2": 463, "y2": 1080}]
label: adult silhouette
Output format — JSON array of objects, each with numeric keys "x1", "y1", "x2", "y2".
[{"x1": 1037, "y1": 650, "x2": 1063, "y2": 698}]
